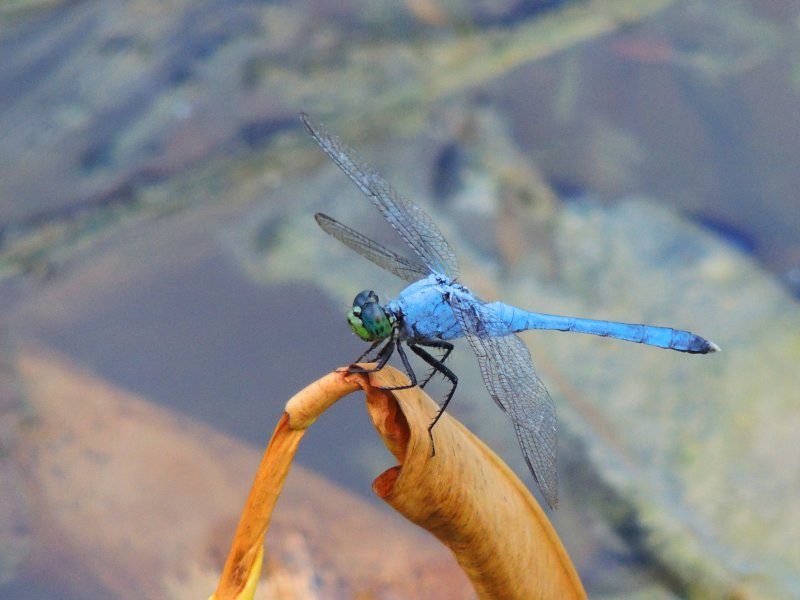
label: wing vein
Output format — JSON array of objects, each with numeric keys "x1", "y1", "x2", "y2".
[
  {"x1": 302, "y1": 114, "x2": 459, "y2": 279},
  {"x1": 449, "y1": 294, "x2": 559, "y2": 508}
]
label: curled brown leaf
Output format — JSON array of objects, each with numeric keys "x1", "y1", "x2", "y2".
[{"x1": 214, "y1": 366, "x2": 585, "y2": 599}]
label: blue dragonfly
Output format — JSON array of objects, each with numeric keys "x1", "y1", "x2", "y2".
[{"x1": 302, "y1": 114, "x2": 719, "y2": 509}]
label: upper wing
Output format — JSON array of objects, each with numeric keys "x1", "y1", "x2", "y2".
[
  {"x1": 302, "y1": 113, "x2": 459, "y2": 279},
  {"x1": 315, "y1": 213, "x2": 429, "y2": 283},
  {"x1": 449, "y1": 293, "x2": 558, "y2": 509}
]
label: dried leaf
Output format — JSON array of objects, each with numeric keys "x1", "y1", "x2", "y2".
[
  {"x1": 214, "y1": 365, "x2": 585, "y2": 599},
  {"x1": 213, "y1": 372, "x2": 359, "y2": 599},
  {"x1": 364, "y1": 367, "x2": 586, "y2": 599},
  {"x1": 10, "y1": 351, "x2": 467, "y2": 599}
]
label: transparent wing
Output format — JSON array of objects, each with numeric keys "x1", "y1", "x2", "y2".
[
  {"x1": 449, "y1": 293, "x2": 558, "y2": 509},
  {"x1": 302, "y1": 113, "x2": 459, "y2": 279},
  {"x1": 315, "y1": 213, "x2": 429, "y2": 283}
]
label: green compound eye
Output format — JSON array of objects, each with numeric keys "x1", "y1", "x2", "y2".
[
  {"x1": 360, "y1": 301, "x2": 392, "y2": 339},
  {"x1": 352, "y1": 289, "x2": 378, "y2": 309},
  {"x1": 347, "y1": 290, "x2": 391, "y2": 341},
  {"x1": 347, "y1": 310, "x2": 373, "y2": 341}
]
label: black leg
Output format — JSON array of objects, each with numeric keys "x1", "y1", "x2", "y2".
[
  {"x1": 408, "y1": 343, "x2": 458, "y2": 424},
  {"x1": 407, "y1": 342, "x2": 459, "y2": 456},
  {"x1": 353, "y1": 339, "x2": 384, "y2": 363},
  {"x1": 347, "y1": 337, "x2": 395, "y2": 375},
  {"x1": 415, "y1": 340, "x2": 454, "y2": 388},
  {"x1": 364, "y1": 338, "x2": 421, "y2": 392},
  {"x1": 373, "y1": 340, "x2": 419, "y2": 391},
  {"x1": 348, "y1": 333, "x2": 421, "y2": 394}
]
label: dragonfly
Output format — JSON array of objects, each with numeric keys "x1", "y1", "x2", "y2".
[{"x1": 301, "y1": 113, "x2": 719, "y2": 509}]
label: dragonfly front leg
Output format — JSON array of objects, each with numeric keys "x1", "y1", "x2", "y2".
[
  {"x1": 347, "y1": 337, "x2": 395, "y2": 374},
  {"x1": 353, "y1": 338, "x2": 384, "y2": 364},
  {"x1": 348, "y1": 330, "x2": 421, "y2": 393}
]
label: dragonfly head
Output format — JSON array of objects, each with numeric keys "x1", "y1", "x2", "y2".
[{"x1": 348, "y1": 290, "x2": 393, "y2": 342}]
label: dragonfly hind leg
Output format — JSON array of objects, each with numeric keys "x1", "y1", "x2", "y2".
[
  {"x1": 349, "y1": 337, "x2": 458, "y2": 458},
  {"x1": 416, "y1": 340, "x2": 455, "y2": 389},
  {"x1": 407, "y1": 342, "x2": 458, "y2": 457}
]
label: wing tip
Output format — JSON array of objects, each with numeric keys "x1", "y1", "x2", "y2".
[
  {"x1": 299, "y1": 112, "x2": 322, "y2": 139},
  {"x1": 541, "y1": 481, "x2": 559, "y2": 510}
]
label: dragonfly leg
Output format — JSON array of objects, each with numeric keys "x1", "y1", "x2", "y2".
[
  {"x1": 349, "y1": 332, "x2": 421, "y2": 393},
  {"x1": 353, "y1": 339, "x2": 384, "y2": 364},
  {"x1": 373, "y1": 339, "x2": 420, "y2": 391},
  {"x1": 415, "y1": 340, "x2": 454, "y2": 388},
  {"x1": 407, "y1": 342, "x2": 458, "y2": 457},
  {"x1": 347, "y1": 337, "x2": 395, "y2": 374}
]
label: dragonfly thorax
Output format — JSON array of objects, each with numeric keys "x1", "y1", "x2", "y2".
[{"x1": 347, "y1": 290, "x2": 394, "y2": 342}]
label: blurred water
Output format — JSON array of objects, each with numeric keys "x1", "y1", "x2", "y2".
[{"x1": 1, "y1": 0, "x2": 799, "y2": 598}]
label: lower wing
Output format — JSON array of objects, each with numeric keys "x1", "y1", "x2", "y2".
[{"x1": 449, "y1": 294, "x2": 559, "y2": 509}]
